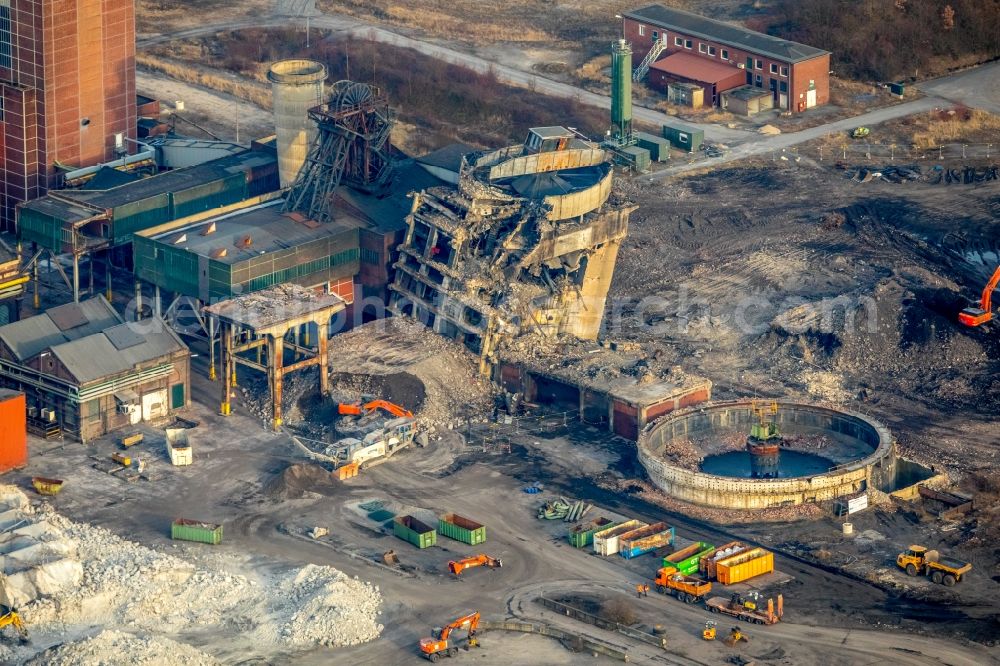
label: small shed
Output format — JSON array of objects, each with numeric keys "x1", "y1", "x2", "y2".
[
  {"x1": 721, "y1": 86, "x2": 775, "y2": 117},
  {"x1": 662, "y1": 123, "x2": 703, "y2": 153},
  {"x1": 667, "y1": 82, "x2": 704, "y2": 109}
]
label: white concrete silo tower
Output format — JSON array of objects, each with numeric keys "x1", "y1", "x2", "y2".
[{"x1": 267, "y1": 59, "x2": 328, "y2": 188}]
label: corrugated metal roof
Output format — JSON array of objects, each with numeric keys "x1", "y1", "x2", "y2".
[
  {"x1": 23, "y1": 151, "x2": 275, "y2": 226},
  {"x1": 416, "y1": 143, "x2": 475, "y2": 171},
  {"x1": 650, "y1": 51, "x2": 744, "y2": 84},
  {"x1": 625, "y1": 5, "x2": 829, "y2": 64},
  {"x1": 0, "y1": 297, "x2": 122, "y2": 361},
  {"x1": 50, "y1": 320, "x2": 186, "y2": 384}
]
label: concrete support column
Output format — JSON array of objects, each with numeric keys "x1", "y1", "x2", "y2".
[
  {"x1": 105, "y1": 258, "x2": 112, "y2": 302},
  {"x1": 135, "y1": 281, "x2": 142, "y2": 321},
  {"x1": 72, "y1": 254, "x2": 80, "y2": 303},
  {"x1": 269, "y1": 335, "x2": 284, "y2": 430},
  {"x1": 220, "y1": 324, "x2": 232, "y2": 416},
  {"x1": 566, "y1": 237, "x2": 623, "y2": 340},
  {"x1": 302, "y1": 322, "x2": 311, "y2": 347},
  {"x1": 318, "y1": 323, "x2": 329, "y2": 395},
  {"x1": 154, "y1": 286, "x2": 161, "y2": 318},
  {"x1": 208, "y1": 316, "x2": 217, "y2": 381},
  {"x1": 33, "y1": 260, "x2": 39, "y2": 310}
]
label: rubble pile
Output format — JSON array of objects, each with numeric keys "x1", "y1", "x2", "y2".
[
  {"x1": 323, "y1": 318, "x2": 495, "y2": 429},
  {"x1": 661, "y1": 438, "x2": 704, "y2": 470},
  {"x1": 0, "y1": 488, "x2": 82, "y2": 609},
  {"x1": 273, "y1": 564, "x2": 383, "y2": 647},
  {"x1": 27, "y1": 630, "x2": 220, "y2": 666},
  {"x1": 239, "y1": 318, "x2": 494, "y2": 432},
  {"x1": 0, "y1": 485, "x2": 383, "y2": 661}
]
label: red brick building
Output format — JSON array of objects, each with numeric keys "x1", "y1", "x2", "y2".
[
  {"x1": 624, "y1": 5, "x2": 830, "y2": 114},
  {"x1": 0, "y1": 0, "x2": 137, "y2": 231}
]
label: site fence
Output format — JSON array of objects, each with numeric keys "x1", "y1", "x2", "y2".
[
  {"x1": 463, "y1": 408, "x2": 586, "y2": 453},
  {"x1": 536, "y1": 597, "x2": 668, "y2": 651},
  {"x1": 803, "y1": 142, "x2": 997, "y2": 162},
  {"x1": 479, "y1": 619, "x2": 630, "y2": 662}
]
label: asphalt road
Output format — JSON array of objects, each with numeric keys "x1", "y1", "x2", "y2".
[
  {"x1": 917, "y1": 60, "x2": 1000, "y2": 115},
  {"x1": 136, "y1": 8, "x2": 989, "y2": 170}
]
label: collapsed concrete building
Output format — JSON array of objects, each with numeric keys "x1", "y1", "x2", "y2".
[{"x1": 388, "y1": 127, "x2": 635, "y2": 372}]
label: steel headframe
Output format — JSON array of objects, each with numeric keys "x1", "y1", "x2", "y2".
[{"x1": 283, "y1": 80, "x2": 396, "y2": 224}]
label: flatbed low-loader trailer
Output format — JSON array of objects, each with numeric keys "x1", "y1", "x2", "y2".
[{"x1": 705, "y1": 594, "x2": 783, "y2": 625}]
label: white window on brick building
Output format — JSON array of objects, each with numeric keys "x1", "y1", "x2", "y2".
[
  {"x1": 699, "y1": 43, "x2": 707, "y2": 53},
  {"x1": 708, "y1": 46, "x2": 716, "y2": 56},
  {"x1": 638, "y1": 25, "x2": 645, "y2": 37},
  {"x1": 770, "y1": 63, "x2": 778, "y2": 74},
  {"x1": 780, "y1": 65, "x2": 789, "y2": 77},
  {"x1": 652, "y1": 30, "x2": 658, "y2": 42},
  {"x1": 685, "y1": 39, "x2": 693, "y2": 49},
  {"x1": 721, "y1": 49, "x2": 729, "y2": 60},
  {"x1": 675, "y1": 36, "x2": 683, "y2": 46},
  {"x1": 755, "y1": 58, "x2": 763, "y2": 70}
]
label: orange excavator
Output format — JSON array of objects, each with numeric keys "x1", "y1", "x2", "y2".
[
  {"x1": 959, "y1": 265, "x2": 1000, "y2": 327},
  {"x1": 337, "y1": 399, "x2": 414, "y2": 419},
  {"x1": 448, "y1": 554, "x2": 502, "y2": 577},
  {"x1": 419, "y1": 611, "x2": 481, "y2": 661}
]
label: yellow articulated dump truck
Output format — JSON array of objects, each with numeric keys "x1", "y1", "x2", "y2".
[{"x1": 896, "y1": 545, "x2": 971, "y2": 586}]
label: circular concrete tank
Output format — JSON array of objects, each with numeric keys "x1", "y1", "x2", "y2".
[
  {"x1": 637, "y1": 401, "x2": 896, "y2": 510},
  {"x1": 268, "y1": 59, "x2": 327, "y2": 188}
]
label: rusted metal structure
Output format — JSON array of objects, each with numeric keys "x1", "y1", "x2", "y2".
[
  {"x1": 203, "y1": 284, "x2": 345, "y2": 429},
  {"x1": 283, "y1": 81, "x2": 395, "y2": 224}
]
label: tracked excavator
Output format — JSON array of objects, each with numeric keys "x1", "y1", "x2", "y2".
[
  {"x1": 448, "y1": 554, "x2": 502, "y2": 576},
  {"x1": 337, "y1": 399, "x2": 414, "y2": 419},
  {"x1": 419, "y1": 611, "x2": 481, "y2": 661},
  {"x1": 959, "y1": 265, "x2": 1000, "y2": 327},
  {"x1": 0, "y1": 606, "x2": 28, "y2": 643}
]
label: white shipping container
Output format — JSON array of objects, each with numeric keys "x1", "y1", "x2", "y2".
[
  {"x1": 592, "y1": 519, "x2": 647, "y2": 556},
  {"x1": 166, "y1": 428, "x2": 193, "y2": 466}
]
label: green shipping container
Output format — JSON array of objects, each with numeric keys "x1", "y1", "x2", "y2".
[
  {"x1": 635, "y1": 131, "x2": 671, "y2": 162},
  {"x1": 171, "y1": 518, "x2": 223, "y2": 545},
  {"x1": 662, "y1": 123, "x2": 704, "y2": 153},
  {"x1": 569, "y1": 517, "x2": 617, "y2": 548},
  {"x1": 618, "y1": 145, "x2": 651, "y2": 173},
  {"x1": 394, "y1": 515, "x2": 437, "y2": 549},
  {"x1": 438, "y1": 513, "x2": 486, "y2": 545},
  {"x1": 664, "y1": 541, "x2": 715, "y2": 575}
]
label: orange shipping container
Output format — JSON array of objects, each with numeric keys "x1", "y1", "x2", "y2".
[
  {"x1": 0, "y1": 391, "x2": 26, "y2": 473},
  {"x1": 716, "y1": 548, "x2": 774, "y2": 585}
]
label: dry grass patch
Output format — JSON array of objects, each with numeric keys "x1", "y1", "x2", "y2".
[
  {"x1": 908, "y1": 108, "x2": 1000, "y2": 148},
  {"x1": 136, "y1": 54, "x2": 272, "y2": 110},
  {"x1": 576, "y1": 54, "x2": 611, "y2": 85},
  {"x1": 137, "y1": 0, "x2": 269, "y2": 34}
]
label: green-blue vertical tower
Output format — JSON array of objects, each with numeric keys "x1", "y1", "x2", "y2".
[{"x1": 610, "y1": 39, "x2": 634, "y2": 145}]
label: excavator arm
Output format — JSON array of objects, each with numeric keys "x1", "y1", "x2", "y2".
[
  {"x1": 448, "y1": 554, "x2": 502, "y2": 576},
  {"x1": 960, "y1": 265, "x2": 1000, "y2": 327},
  {"x1": 419, "y1": 611, "x2": 480, "y2": 659},
  {"x1": 337, "y1": 399, "x2": 414, "y2": 419}
]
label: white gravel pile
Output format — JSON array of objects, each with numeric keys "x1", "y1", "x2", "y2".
[
  {"x1": 27, "y1": 630, "x2": 220, "y2": 666},
  {"x1": 272, "y1": 563, "x2": 384, "y2": 646},
  {"x1": 25, "y1": 510, "x2": 261, "y2": 632},
  {"x1": 0, "y1": 485, "x2": 384, "y2": 657}
]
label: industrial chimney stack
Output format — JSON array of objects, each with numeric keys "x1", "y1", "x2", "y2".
[{"x1": 268, "y1": 59, "x2": 328, "y2": 188}]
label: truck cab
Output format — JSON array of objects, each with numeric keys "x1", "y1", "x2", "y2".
[{"x1": 896, "y1": 545, "x2": 929, "y2": 574}]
